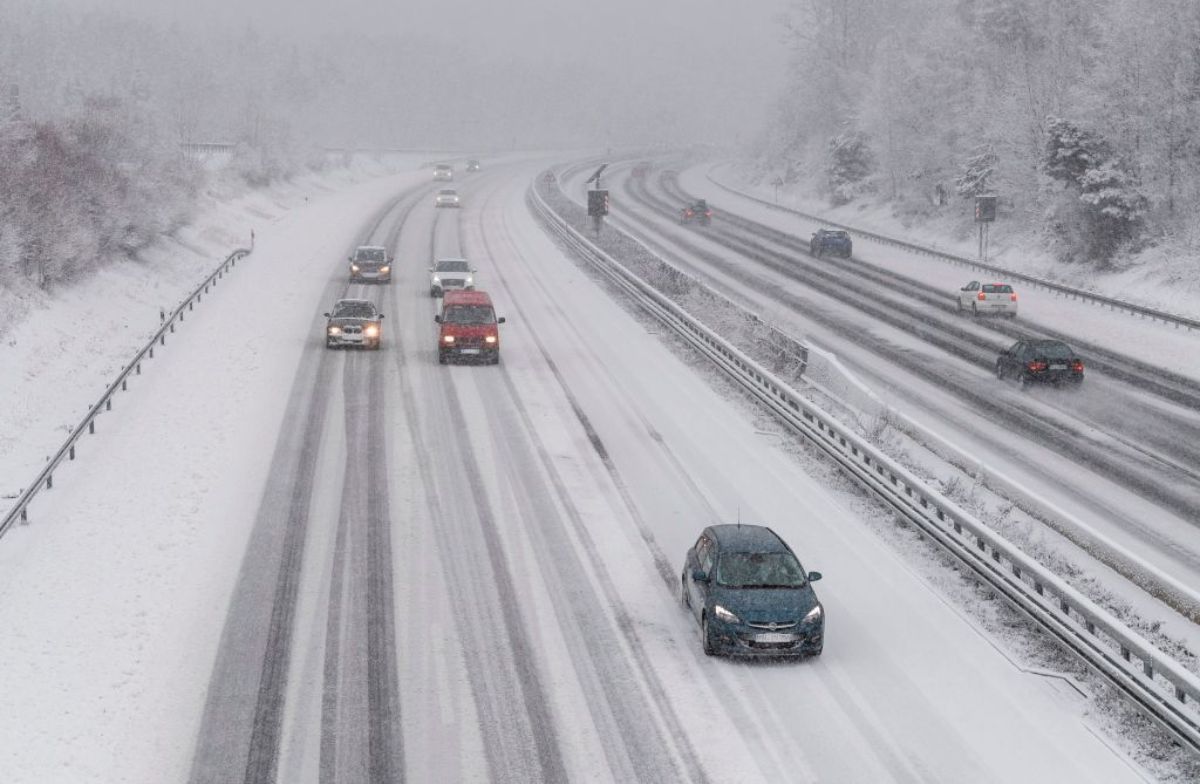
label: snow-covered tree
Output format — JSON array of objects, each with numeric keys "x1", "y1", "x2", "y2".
[
  {"x1": 826, "y1": 132, "x2": 876, "y2": 205},
  {"x1": 955, "y1": 145, "x2": 998, "y2": 198}
]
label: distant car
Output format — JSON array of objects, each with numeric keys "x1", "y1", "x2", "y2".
[
  {"x1": 324, "y1": 299, "x2": 383, "y2": 350},
  {"x1": 465, "y1": 159, "x2": 481, "y2": 172},
  {"x1": 434, "y1": 164, "x2": 453, "y2": 181},
  {"x1": 435, "y1": 188, "x2": 461, "y2": 208},
  {"x1": 348, "y1": 245, "x2": 391, "y2": 284},
  {"x1": 958, "y1": 281, "x2": 1018, "y2": 318},
  {"x1": 995, "y1": 339, "x2": 1084, "y2": 388},
  {"x1": 681, "y1": 524, "x2": 824, "y2": 658},
  {"x1": 428, "y1": 257, "x2": 475, "y2": 297},
  {"x1": 435, "y1": 290, "x2": 505, "y2": 364},
  {"x1": 810, "y1": 229, "x2": 852, "y2": 259},
  {"x1": 680, "y1": 199, "x2": 712, "y2": 225}
]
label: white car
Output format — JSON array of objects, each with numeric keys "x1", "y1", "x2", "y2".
[
  {"x1": 957, "y1": 280, "x2": 1018, "y2": 318},
  {"x1": 429, "y1": 258, "x2": 475, "y2": 297},
  {"x1": 433, "y1": 164, "x2": 453, "y2": 181},
  {"x1": 434, "y1": 189, "x2": 461, "y2": 208}
]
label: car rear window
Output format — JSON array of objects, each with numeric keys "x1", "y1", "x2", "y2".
[
  {"x1": 1033, "y1": 342, "x2": 1074, "y2": 359},
  {"x1": 443, "y1": 305, "x2": 495, "y2": 325},
  {"x1": 982, "y1": 284, "x2": 1013, "y2": 294}
]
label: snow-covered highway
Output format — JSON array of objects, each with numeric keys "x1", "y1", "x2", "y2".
[{"x1": 0, "y1": 160, "x2": 1164, "y2": 782}]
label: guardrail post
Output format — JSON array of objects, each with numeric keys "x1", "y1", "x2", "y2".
[
  {"x1": 122, "y1": 379, "x2": 127, "y2": 391},
  {"x1": 136, "y1": 363, "x2": 141, "y2": 375},
  {"x1": 89, "y1": 421, "x2": 95, "y2": 434},
  {"x1": 20, "y1": 507, "x2": 27, "y2": 523},
  {"x1": 69, "y1": 445, "x2": 75, "y2": 460},
  {"x1": 46, "y1": 473, "x2": 52, "y2": 489},
  {"x1": 170, "y1": 323, "x2": 175, "y2": 334},
  {"x1": 189, "y1": 301, "x2": 193, "y2": 311},
  {"x1": 159, "y1": 334, "x2": 165, "y2": 346},
  {"x1": 1144, "y1": 661, "x2": 1153, "y2": 678},
  {"x1": 149, "y1": 347, "x2": 154, "y2": 359},
  {"x1": 105, "y1": 399, "x2": 111, "y2": 411}
]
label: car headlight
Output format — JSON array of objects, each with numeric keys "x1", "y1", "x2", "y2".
[
  {"x1": 364, "y1": 325, "x2": 379, "y2": 337},
  {"x1": 464, "y1": 276, "x2": 474, "y2": 286},
  {"x1": 351, "y1": 264, "x2": 359, "y2": 272},
  {"x1": 803, "y1": 605, "x2": 823, "y2": 624},
  {"x1": 442, "y1": 335, "x2": 455, "y2": 344},
  {"x1": 432, "y1": 276, "x2": 441, "y2": 284},
  {"x1": 380, "y1": 266, "x2": 390, "y2": 273},
  {"x1": 484, "y1": 335, "x2": 496, "y2": 344},
  {"x1": 328, "y1": 326, "x2": 341, "y2": 335},
  {"x1": 713, "y1": 605, "x2": 740, "y2": 624}
]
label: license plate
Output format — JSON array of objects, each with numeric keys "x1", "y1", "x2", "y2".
[
  {"x1": 755, "y1": 633, "x2": 795, "y2": 644},
  {"x1": 1050, "y1": 363, "x2": 1067, "y2": 370},
  {"x1": 460, "y1": 348, "x2": 481, "y2": 355}
]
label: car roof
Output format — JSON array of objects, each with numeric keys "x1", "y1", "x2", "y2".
[
  {"x1": 355, "y1": 245, "x2": 386, "y2": 252},
  {"x1": 708, "y1": 524, "x2": 789, "y2": 552},
  {"x1": 334, "y1": 298, "x2": 375, "y2": 307},
  {"x1": 443, "y1": 290, "x2": 493, "y2": 306}
]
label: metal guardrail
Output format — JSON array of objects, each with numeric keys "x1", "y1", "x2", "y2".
[
  {"x1": 0, "y1": 247, "x2": 253, "y2": 539},
  {"x1": 704, "y1": 167, "x2": 1200, "y2": 332},
  {"x1": 530, "y1": 181, "x2": 1200, "y2": 755}
]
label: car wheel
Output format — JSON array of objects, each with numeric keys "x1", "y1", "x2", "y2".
[
  {"x1": 438, "y1": 351, "x2": 448, "y2": 365},
  {"x1": 1018, "y1": 372, "x2": 1032, "y2": 390},
  {"x1": 956, "y1": 299, "x2": 963, "y2": 313},
  {"x1": 430, "y1": 288, "x2": 440, "y2": 298},
  {"x1": 490, "y1": 353, "x2": 500, "y2": 366},
  {"x1": 995, "y1": 361, "x2": 1005, "y2": 380},
  {"x1": 971, "y1": 302, "x2": 978, "y2": 317},
  {"x1": 701, "y1": 614, "x2": 718, "y2": 656},
  {"x1": 681, "y1": 575, "x2": 690, "y2": 608},
  {"x1": 807, "y1": 646, "x2": 823, "y2": 658}
]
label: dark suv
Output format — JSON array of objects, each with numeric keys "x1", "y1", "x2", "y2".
[
  {"x1": 810, "y1": 229, "x2": 852, "y2": 259},
  {"x1": 681, "y1": 524, "x2": 824, "y2": 658},
  {"x1": 996, "y1": 339, "x2": 1084, "y2": 388}
]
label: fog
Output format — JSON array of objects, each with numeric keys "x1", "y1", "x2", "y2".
[{"x1": 13, "y1": 0, "x2": 790, "y2": 149}]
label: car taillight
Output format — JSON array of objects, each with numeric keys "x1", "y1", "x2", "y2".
[
  {"x1": 705, "y1": 210, "x2": 712, "y2": 217},
  {"x1": 1027, "y1": 360, "x2": 1047, "y2": 372},
  {"x1": 977, "y1": 291, "x2": 986, "y2": 301},
  {"x1": 1010, "y1": 293, "x2": 1018, "y2": 301},
  {"x1": 1072, "y1": 360, "x2": 1084, "y2": 372}
]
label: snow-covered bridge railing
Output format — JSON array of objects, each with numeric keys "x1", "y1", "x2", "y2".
[
  {"x1": 530, "y1": 176, "x2": 1200, "y2": 757},
  {"x1": 0, "y1": 247, "x2": 252, "y2": 539}
]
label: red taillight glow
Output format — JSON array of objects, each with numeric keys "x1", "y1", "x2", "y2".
[
  {"x1": 978, "y1": 291, "x2": 987, "y2": 301},
  {"x1": 1027, "y1": 360, "x2": 1048, "y2": 372},
  {"x1": 705, "y1": 210, "x2": 713, "y2": 217},
  {"x1": 1072, "y1": 360, "x2": 1084, "y2": 372},
  {"x1": 1010, "y1": 293, "x2": 1018, "y2": 301}
]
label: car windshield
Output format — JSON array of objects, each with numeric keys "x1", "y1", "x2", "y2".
[
  {"x1": 436, "y1": 165, "x2": 450, "y2": 171},
  {"x1": 982, "y1": 284, "x2": 1013, "y2": 293},
  {"x1": 436, "y1": 260, "x2": 470, "y2": 273},
  {"x1": 333, "y1": 302, "x2": 376, "y2": 319},
  {"x1": 1032, "y1": 342, "x2": 1074, "y2": 360},
  {"x1": 443, "y1": 305, "x2": 495, "y2": 325},
  {"x1": 439, "y1": 190, "x2": 457, "y2": 196},
  {"x1": 355, "y1": 248, "x2": 385, "y2": 262},
  {"x1": 716, "y1": 551, "x2": 807, "y2": 588}
]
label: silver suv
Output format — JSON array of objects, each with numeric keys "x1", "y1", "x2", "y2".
[{"x1": 428, "y1": 258, "x2": 475, "y2": 298}]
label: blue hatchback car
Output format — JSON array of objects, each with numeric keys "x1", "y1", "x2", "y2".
[{"x1": 681, "y1": 524, "x2": 824, "y2": 657}]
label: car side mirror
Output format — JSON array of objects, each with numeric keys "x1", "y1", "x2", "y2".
[
  {"x1": 428, "y1": 267, "x2": 434, "y2": 272},
  {"x1": 691, "y1": 569, "x2": 709, "y2": 583},
  {"x1": 378, "y1": 314, "x2": 385, "y2": 319},
  {"x1": 807, "y1": 571, "x2": 822, "y2": 582},
  {"x1": 497, "y1": 316, "x2": 506, "y2": 324},
  {"x1": 348, "y1": 256, "x2": 353, "y2": 262},
  {"x1": 434, "y1": 315, "x2": 442, "y2": 324},
  {"x1": 323, "y1": 312, "x2": 331, "y2": 318}
]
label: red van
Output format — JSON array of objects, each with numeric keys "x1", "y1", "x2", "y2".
[{"x1": 435, "y1": 290, "x2": 505, "y2": 364}]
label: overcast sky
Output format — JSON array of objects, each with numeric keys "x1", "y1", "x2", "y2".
[{"x1": 54, "y1": 0, "x2": 791, "y2": 144}]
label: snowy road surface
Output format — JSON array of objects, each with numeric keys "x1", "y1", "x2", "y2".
[{"x1": 0, "y1": 160, "x2": 1148, "y2": 782}]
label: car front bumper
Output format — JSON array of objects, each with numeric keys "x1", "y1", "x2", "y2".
[{"x1": 709, "y1": 618, "x2": 824, "y2": 657}]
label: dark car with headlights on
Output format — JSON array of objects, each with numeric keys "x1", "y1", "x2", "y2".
[
  {"x1": 348, "y1": 245, "x2": 391, "y2": 284},
  {"x1": 324, "y1": 298, "x2": 384, "y2": 350},
  {"x1": 681, "y1": 524, "x2": 824, "y2": 657},
  {"x1": 996, "y1": 338, "x2": 1083, "y2": 388}
]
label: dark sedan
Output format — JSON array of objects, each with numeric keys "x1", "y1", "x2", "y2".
[
  {"x1": 996, "y1": 338, "x2": 1084, "y2": 388},
  {"x1": 810, "y1": 229, "x2": 852, "y2": 259},
  {"x1": 681, "y1": 524, "x2": 824, "y2": 658}
]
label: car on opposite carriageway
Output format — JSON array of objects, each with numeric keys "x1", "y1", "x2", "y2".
[{"x1": 995, "y1": 338, "x2": 1084, "y2": 388}]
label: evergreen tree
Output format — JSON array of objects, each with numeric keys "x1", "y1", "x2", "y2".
[{"x1": 826, "y1": 132, "x2": 875, "y2": 205}]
